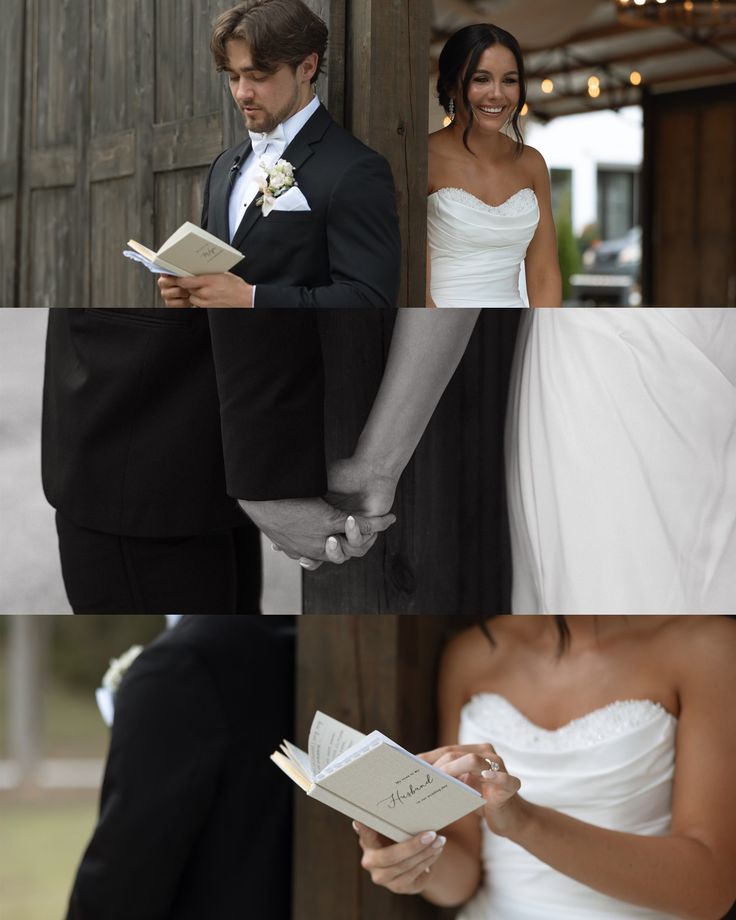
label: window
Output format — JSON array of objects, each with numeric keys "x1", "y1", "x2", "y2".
[{"x1": 597, "y1": 168, "x2": 639, "y2": 240}]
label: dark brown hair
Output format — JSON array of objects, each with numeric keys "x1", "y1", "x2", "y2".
[
  {"x1": 437, "y1": 23, "x2": 526, "y2": 155},
  {"x1": 211, "y1": 0, "x2": 328, "y2": 81}
]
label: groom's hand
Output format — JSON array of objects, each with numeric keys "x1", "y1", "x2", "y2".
[
  {"x1": 164, "y1": 272, "x2": 254, "y2": 308},
  {"x1": 238, "y1": 497, "x2": 395, "y2": 569}
]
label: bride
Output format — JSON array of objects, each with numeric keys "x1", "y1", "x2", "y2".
[
  {"x1": 427, "y1": 24, "x2": 561, "y2": 308},
  {"x1": 354, "y1": 615, "x2": 736, "y2": 919},
  {"x1": 319, "y1": 307, "x2": 736, "y2": 613}
]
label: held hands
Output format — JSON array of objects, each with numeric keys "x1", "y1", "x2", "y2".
[
  {"x1": 158, "y1": 273, "x2": 254, "y2": 308},
  {"x1": 239, "y1": 497, "x2": 396, "y2": 570},
  {"x1": 353, "y1": 822, "x2": 446, "y2": 895},
  {"x1": 421, "y1": 744, "x2": 524, "y2": 838},
  {"x1": 268, "y1": 456, "x2": 401, "y2": 570}
]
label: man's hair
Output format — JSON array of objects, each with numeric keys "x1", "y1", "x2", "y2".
[{"x1": 211, "y1": 0, "x2": 328, "y2": 81}]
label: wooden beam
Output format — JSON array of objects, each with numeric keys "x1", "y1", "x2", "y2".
[
  {"x1": 347, "y1": 0, "x2": 429, "y2": 306},
  {"x1": 293, "y1": 616, "x2": 468, "y2": 920}
]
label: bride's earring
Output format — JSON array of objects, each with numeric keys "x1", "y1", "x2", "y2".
[{"x1": 448, "y1": 99, "x2": 456, "y2": 119}]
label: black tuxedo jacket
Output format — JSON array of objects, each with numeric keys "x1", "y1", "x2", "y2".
[
  {"x1": 66, "y1": 616, "x2": 295, "y2": 920},
  {"x1": 203, "y1": 104, "x2": 401, "y2": 308},
  {"x1": 42, "y1": 308, "x2": 328, "y2": 537}
]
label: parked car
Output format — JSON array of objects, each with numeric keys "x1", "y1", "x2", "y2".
[{"x1": 570, "y1": 226, "x2": 642, "y2": 306}]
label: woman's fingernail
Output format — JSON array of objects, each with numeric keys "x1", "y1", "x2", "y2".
[
  {"x1": 431, "y1": 835, "x2": 446, "y2": 849},
  {"x1": 420, "y1": 831, "x2": 437, "y2": 845},
  {"x1": 481, "y1": 770, "x2": 498, "y2": 779},
  {"x1": 352, "y1": 821, "x2": 360, "y2": 833},
  {"x1": 327, "y1": 537, "x2": 338, "y2": 550},
  {"x1": 299, "y1": 560, "x2": 312, "y2": 569},
  {"x1": 347, "y1": 515, "x2": 356, "y2": 529}
]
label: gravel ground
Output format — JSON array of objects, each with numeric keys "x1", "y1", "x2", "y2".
[{"x1": 0, "y1": 309, "x2": 299, "y2": 615}]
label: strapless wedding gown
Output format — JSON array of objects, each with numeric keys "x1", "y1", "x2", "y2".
[
  {"x1": 427, "y1": 187, "x2": 539, "y2": 307},
  {"x1": 506, "y1": 307, "x2": 736, "y2": 613},
  {"x1": 457, "y1": 693, "x2": 678, "y2": 920}
]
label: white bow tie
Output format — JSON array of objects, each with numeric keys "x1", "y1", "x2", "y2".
[{"x1": 248, "y1": 124, "x2": 287, "y2": 160}]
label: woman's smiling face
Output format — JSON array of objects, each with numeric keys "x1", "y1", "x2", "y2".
[{"x1": 459, "y1": 44, "x2": 521, "y2": 132}]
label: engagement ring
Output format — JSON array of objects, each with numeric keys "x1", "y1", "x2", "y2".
[{"x1": 484, "y1": 758, "x2": 500, "y2": 772}]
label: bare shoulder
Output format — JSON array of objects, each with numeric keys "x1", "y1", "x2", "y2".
[
  {"x1": 440, "y1": 621, "x2": 498, "y2": 691},
  {"x1": 658, "y1": 615, "x2": 736, "y2": 685},
  {"x1": 518, "y1": 143, "x2": 549, "y2": 178}
]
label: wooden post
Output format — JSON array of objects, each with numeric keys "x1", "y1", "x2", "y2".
[
  {"x1": 345, "y1": 0, "x2": 429, "y2": 307},
  {"x1": 293, "y1": 615, "x2": 470, "y2": 920},
  {"x1": 304, "y1": 309, "x2": 521, "y2": 614}
]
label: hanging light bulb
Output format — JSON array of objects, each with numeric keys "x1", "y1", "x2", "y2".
[
  {"x1": 541, "y1": 78, "x2": 554, "y2": 94},
  {"x1": 630, "y1": 70, "x2": 642, "y2": 85},
  {"x1": 520, "y1": 103, "x2": 529, "y2": 117}
]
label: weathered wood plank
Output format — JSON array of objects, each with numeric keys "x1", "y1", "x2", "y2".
[
  {"x1": 89, "y1": 129, "x2": 136, "y2": 183},
  {"x1": 153, "y1": 113, "x2": 225, "y2": 173},
  {"x1": 28, "y1": 146, "x2": 78, "y2": 188}
]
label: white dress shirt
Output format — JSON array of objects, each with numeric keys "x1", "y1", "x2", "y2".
[{"x1": 228, "y1": 94, "x2": 321, "y2": 243}]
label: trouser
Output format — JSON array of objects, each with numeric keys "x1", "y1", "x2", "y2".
[{"x1": 56, "y1": 512, "x2": 262, "y2": 614}]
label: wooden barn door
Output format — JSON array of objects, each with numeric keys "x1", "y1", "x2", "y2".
[
  {"x1": 293, "y1": 615, "x2": 469, "y2": 920},
  {"x1": 0, "y1": 1, "x2": 25, "y2": 307},
  {"x1": 303, "y1": 310, "x2": 521, "y2": 614},
  {"x1": 644, "y1": 84, "x2": 736, "y2": 307}
]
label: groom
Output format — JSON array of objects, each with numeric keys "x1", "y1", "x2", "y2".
[
  {"x1": 42, "y1": 308, "x2": 392, "y2": 613},
  {"x1": 159, "y1": 0, "x2": 401, "y2": 309}
]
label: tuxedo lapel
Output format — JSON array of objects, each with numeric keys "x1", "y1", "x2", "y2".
[
  {"x1": 230, "y1": 104, "x2": 333, "y2": 252},
  {"x1": 214, "y1": 138, "x2": 251, "y2": 244}
]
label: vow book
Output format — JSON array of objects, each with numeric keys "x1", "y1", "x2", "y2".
[
  {"x1": 271, "y1": 711, "x2": 482, "y2": 842},
  {"x1": 123, "y1": 222, "x2": 244, "y2": 277}
]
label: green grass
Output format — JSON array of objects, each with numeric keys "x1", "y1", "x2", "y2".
[{"x1": 0, "y1": 795, "x2": 98, "y2": 920}]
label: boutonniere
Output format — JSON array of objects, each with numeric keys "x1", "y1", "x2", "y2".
[
  {"x1": 255, "y1": 158, "x2": 297, "y2": 216},
  {"x1": 95, "y1": 645, "x2": 144, "y2": 726}
]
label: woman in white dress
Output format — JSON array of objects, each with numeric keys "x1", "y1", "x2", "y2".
[
  {"x1": 427, "y1": 24, "x2": 561, "y2": 308},
  {"x1": 321, "y1": 308, "x2": 736, "y2": 613},
  {"x1": 354, "y1": 616, "x2": 736, "y2": 920}
]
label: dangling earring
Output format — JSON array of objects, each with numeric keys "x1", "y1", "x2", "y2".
[{"x1": 448, "y1": 99, "x2": 456, "y2": 118}]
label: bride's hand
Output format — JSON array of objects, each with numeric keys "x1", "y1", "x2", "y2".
[
  {"x1": 353, "y1": 821, "x2": 446, "y2": 895},
  {"x1": 420, "y1": 744, "x2": 524, "y2": 838},
  {"x1": 325, "y1": 456, "x2": 399, "y2": 518}
]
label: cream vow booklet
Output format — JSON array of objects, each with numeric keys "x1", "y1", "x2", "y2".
[
  {"x1": 123, "y1": 222, "x2": 244, "y2": 277},
  {"x1": 271, "y1": 711, "x2": 482, "y2": 842}
]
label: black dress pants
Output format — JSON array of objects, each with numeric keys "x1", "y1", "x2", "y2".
[{"x1": 56, "y1": 513, "x2": 262, "y2": 614}]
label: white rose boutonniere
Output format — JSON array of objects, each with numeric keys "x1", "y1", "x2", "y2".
[
  {"x1": 255, "y1": 158, "x2": 297, "y2": 216},
  {"x1": 96, "y1": 645, "x2": 144, "y2": 726}
]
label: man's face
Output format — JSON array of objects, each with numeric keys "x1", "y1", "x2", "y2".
[{"x1": 224, "y1": 38, "x2": 313, "y2": 134}]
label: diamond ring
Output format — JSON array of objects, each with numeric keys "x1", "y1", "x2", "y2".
[{"x1": 484, "y1": 758, "x2": 500, "y2": 772}]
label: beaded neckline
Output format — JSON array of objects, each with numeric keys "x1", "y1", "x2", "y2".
[
  {"x1": 429, "y1": 186, "x2": 538, "y2": 216},
  {"x1": 463, "y1": 693, "x2": 676, "y2": 753}
]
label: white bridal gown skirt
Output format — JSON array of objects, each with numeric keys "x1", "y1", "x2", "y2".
[{"x1": 506, "y1": 308, "x2": 736, "y2": 614}]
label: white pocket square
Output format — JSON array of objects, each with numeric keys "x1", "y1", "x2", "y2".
[{"x1": 265, "y1": 186, "x2": 311, "y2": 215}]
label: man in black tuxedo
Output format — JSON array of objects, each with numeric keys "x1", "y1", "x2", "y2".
[
  {"x1": 66, "y1": 615, "x2": 295, "y2": 920},
  {"x1": 158, "y1": 0, "x2": 401, "y2": 309},
  {"x1": 42, "y1": 308, "x2": 390, "y2": 613}
]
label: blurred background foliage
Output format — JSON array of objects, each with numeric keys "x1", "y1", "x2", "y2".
[{"x1": 1, "y1": 616, "x2": 168, "y2": 920}]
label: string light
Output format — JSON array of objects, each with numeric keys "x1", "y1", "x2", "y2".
[
  {"x1": 520, "y1": 103, "x2": 529, "y2": 116},
  {"x1": 541, "y1": 78, "x2": 554, "y2": 94},
  {"x1": 630, "y1": 70, "x2": 643, "y2": 85}
]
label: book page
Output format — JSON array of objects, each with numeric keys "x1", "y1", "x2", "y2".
[
  {"x1": 308, "y1": 711, "x2": 367, "y2": 775},
  {"x1": 318, "y1": 741, "x2": 483, "y2": 836}
]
